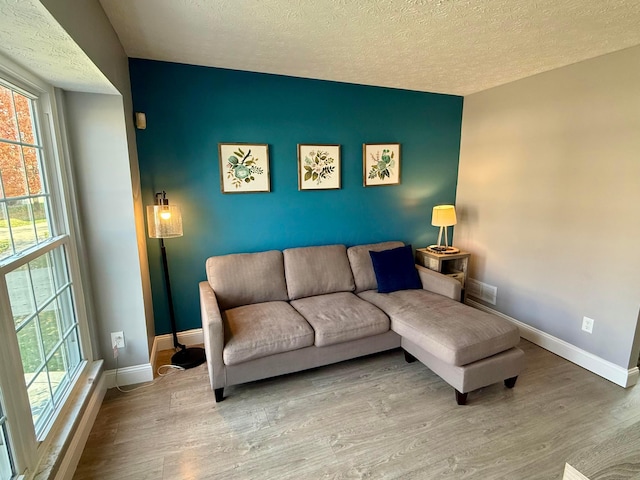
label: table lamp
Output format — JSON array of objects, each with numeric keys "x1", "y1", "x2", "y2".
[{"x1": 427, "y1": 205, "x2": 460, "y2": 254}]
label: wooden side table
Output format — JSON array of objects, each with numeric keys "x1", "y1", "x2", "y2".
[{"x1": 415, "y1": 248, "x2": 470, "y2": 298}]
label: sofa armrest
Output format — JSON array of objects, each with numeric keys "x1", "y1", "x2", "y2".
[
  {"x1": 199, "y1": 281, "x2": 226, "y2": 390},
  {"x1": 416, "y1": 264, "x2": 462, "y2": 301}
]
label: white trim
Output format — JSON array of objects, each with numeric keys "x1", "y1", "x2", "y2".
[
  {"x1": 52, "y1": 373, "x2": 106, "y2": 480},
  {"x1": 151, "y1": 328, "x2": 204, "y2": 366},
  {"x1": 465, "y1": 299, "x2": 639, "y2": 388},
  {"x1": 0, "y1": 236, "x2": 68, "y2": 273},
  {"x1": 103, "y1": 364, "x2": 153, "y2": 389}
]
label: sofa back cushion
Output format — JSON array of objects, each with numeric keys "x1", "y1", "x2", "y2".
[
  {"x1": 283, "y1": 245, "x2": 355, "y2": 300},
  {"x1": 347, "y1": 241, "x2": 405, "y2": 293},
  {"x1": 206, "y1": 250, "x2": 289, "y2": 310}
]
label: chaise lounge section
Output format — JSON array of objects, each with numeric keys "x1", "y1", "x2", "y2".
[{"x1": 200, "y1": 241, "x2": 524, "y2": 405}]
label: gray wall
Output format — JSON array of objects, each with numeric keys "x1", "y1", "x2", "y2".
[
  {"x1": 63, "y1": 92, "x2": 151, "y2": 369},
  {"x1": 41, "y1": 0, "x2": 156, "y2": 364},
  {"x1": 40, "y1": 0, "x2": 129, "y2": 94},
  {"x1": 456, "y1": 45, "x2": 640, "y2": 369}
]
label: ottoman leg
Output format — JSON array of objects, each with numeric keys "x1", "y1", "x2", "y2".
[
  {"x1": 455, "y1": 390, "x2": 468, "y2": 405},
  {"x1": 504, "y1": 376, "x2": 518, "y2": 388}
]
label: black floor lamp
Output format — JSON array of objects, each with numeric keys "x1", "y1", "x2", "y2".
[{"x1": 147, "y1": 191, "x2": 205, "y2": 369}]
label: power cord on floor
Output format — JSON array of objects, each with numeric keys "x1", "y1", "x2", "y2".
[{"x1": 113, "y1": 349, "x2": 185, "y2": 393}]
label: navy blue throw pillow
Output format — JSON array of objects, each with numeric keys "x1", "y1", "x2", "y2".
[{"x1": 369, "y1": 245, "x2": 422, "y2": 293}]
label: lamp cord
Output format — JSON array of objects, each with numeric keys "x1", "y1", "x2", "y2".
[{"x1": 114, "y1": 354, "x2": 184, "y2": 393}]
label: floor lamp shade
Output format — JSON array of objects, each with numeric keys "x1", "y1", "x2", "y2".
[{"x1": 147, "y1": 204, "x2": 183, "y2": 239}]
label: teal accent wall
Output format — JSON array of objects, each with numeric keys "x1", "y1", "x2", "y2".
[{"x1": 130, "y1": 59, "x2": 463, "y2": 334}]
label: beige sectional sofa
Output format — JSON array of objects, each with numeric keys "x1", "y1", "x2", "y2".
[{"x1": 200, "y1": 241, "x2": 524, "y2": 405}]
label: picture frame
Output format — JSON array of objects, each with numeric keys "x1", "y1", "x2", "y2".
[
  {"x1": 297, "y1": 144, "x2": 341, "y2": 190},
  {"x1": 363, "y1": 143, "x2": 401, "y2": 187},
  {"x1": 219, "y1": 143, "x2": 270, "y2": 193}
]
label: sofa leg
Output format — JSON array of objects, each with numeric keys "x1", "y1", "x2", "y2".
[
  {"x1": 455, "y1": 390, "x2": 468, "y2": 405},
  {"x1": 504, "y1": 376, "x2": 518, "y2": 389},
  {"x1": 404, "y1": 351, "x2": 417, "y2": 363},
  {"x1": 214, "y1": 387, "x2": 224, "y2": 402}
]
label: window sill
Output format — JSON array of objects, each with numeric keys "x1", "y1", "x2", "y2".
[{"x1": 31, "y1": 360, "x2": 105, "y2": 480}]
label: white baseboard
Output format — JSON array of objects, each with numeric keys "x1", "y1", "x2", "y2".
[
  {"x1": 153, "y1": 328, "x2": 204, "y2": 351},
  {"x1": 54, "y1": 372, "x2": 106, "y2": 480},
  {"x1": 151, "y1": 328, "x2": 204, "y2": 366},
  {"x1": 104, "y1": 363, "x2": 154, "y2": 389},
  {"x1": 465, "y1": 299, "x2": 639, "y2": 388}
]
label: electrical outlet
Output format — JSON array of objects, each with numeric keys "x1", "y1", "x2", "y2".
[
  {"x1": 582, "y1": 317, "x2": 594, "y2": 334},
  {"x1": 111, "y1": 331, "x2": 125, "y2": 349}
]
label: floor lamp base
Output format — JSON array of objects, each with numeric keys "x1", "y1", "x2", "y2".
[{"x1": 171, "y1": 346, "x2": 206, "y2": 369}]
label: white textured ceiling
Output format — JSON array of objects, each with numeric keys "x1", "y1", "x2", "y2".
[
  {"x1": 0, "y1": 0, "x2": 115, "y2": 94},
  {"x1": 99, "y1": 0, "x2": 640, "y2": 96}
]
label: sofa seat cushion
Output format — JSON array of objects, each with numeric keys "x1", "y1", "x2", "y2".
[
  {"x1": 358, "y1": 289, "x2": 520, "y2": 366},
  {"x1": 290, "y1": 292, "x2": 390, "y2": 347},
  {"x1": 222, "y1": 301, "x2": 314, "y2": 365}
]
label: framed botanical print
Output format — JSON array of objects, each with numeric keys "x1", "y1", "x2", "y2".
[
  {"x1": 297, "y1": 144, "x2": 341, "y2": 190},
  {"x1": 363, "y1": 143, "x2": 401, "y2": 187},
  {"x1": 219, "y1": 143, "x2": 270, "y2": 193}
]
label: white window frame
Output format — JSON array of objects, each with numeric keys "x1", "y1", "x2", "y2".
[
  {"x1": 0, "y1": 399, "x2": 15, "y2": 479},
  {"x1": 0, "y1": 54, "x2": 94, "y2": 478}
]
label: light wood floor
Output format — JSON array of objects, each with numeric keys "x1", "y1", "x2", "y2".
[{"x1": 73, "y1": 340, "x2": 640, "y2": 479}]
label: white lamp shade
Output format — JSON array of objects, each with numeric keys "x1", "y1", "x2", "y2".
[
  {"x1": 147, "y1": 204, "x2": 183, "y2": 238},
  {"x1": 431, "y1": 205, "x2": 457, "y2": 227}
]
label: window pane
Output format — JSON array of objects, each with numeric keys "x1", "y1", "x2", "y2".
[
  {"x1": 65, "y1": 330, "x2": 81, "y2": 372},
  {"x1": 17, "y1": 320, "x2": 43, "y2": 377},
  {"x1": 26, "y1": 370, "x2": 52, "y2": 427},
  {"x1": 13, "y1": 90, "x2": 36, "y2": 145},
  {"x1": 0, "y1": 85, "x2": 51, "y2": 262},
  {"x1": 23, "y1": 146, "x2": 44, "y2": 195},
  {"x1": 6, "y1": 199, "x2": 37, "y2": 253},
  {"x1": 30, "y1": 253, "x2": 55, "y2": 310},
  {"x1": 6, "y1": 263, "x2": 36, "y2": 327},
  {"x1": 2, "y1": 77, "x2": 86, "y2": 446},
  {"x1": 32, "y1": 197, "x2": 50, "y2": 242},
  {"x1": 58, "y1": 288, "x2": 75, "y2": 333},
  {"x1": 0, "y1": 86, "x2": 19, "y2": 142},
  {"x1": 39, "y1": 309, "x2": 60, "y2": 359},
  {"x1": 50, "y1": 246, "x2": 69, "y2": 288},
  {"x1": 0, "y1": 142, "x2": 28, "y2": 198},
  {"x1": 47, "y1": 347, "x2": 68, "y2": 403},
  {"x1": 0, "y1": 203, "x2": 11, "y2": 261},
  {"x1": 8, "y1": 246, "x2": 83, "y2": 434}
]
